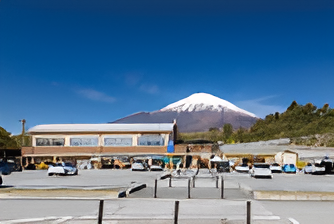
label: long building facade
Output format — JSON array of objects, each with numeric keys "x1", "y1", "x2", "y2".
[{"x1": 22, "y1": 123, "x2": 179, "y2": 163}]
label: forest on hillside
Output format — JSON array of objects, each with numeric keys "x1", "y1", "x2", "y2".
[{"x1": 179, "y1": 101, "x2": 334, "y2": 147}]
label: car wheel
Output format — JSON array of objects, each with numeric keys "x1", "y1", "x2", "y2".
[
  {"x1": 0, "y1": 176, "x2": 2, "y2": 185},
  {"x1": 48, "y1": 173, "x2": 53, "y2": 176}
]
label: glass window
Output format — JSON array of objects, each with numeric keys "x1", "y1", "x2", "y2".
[
  {"x1": 36, "y1": 138, "x2": 65, "y2": 146},
  {"x1": 138, "y1": 134, "x2": 165, "y2": 146},
  {"x1": 104, "y1": 137, "x2": 132, "y2": 146},
  {"x1": 70, "y1": 137, "x2": 98, "y2": 146}
]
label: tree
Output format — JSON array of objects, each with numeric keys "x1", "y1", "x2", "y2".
[
  {"x1": 209, "y1": 127, "x2": 219, "y2": 132},
  {"x1": 234, "y1": 127, "x2": 246, "y2": 143},
  {"x1": 0, "y1": 126, "x2": 19, "y2": 149},
  {"x1": 287, "y1": 100, "x2": 298, "y2": 111},
  {"x1": 222, "y1": 123, "x2": 233, "y2": 142},
  {"x1": 274, "y1": 112, "x2": 280, "y2": 120}
]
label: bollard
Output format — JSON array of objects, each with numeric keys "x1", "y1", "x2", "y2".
[
  {"x1": 98, "y1": 200, "x2": 104, "y2": 224},
  {"x1": 174, "y1": 200, "x2": 180, "y2": 224},
  {"x1": 169, "y1": 176, "x2": 172, "y2": 187},
  {"x1": 154, "y1": 179, "x2": 157, "y2": 198},
  {"x1": 216, "y1": 176, "x2": 219, "y2": 188},
  {"x1": 188, "y1": 178, "x2": 191, "y2": 199},
  {"x1": 247, "y1": 200, "x2": 251, "y2": 224},
  {"x1": 192, "y1": 176, "x2": 195, "y2": 188},
  {"x1": 221, "y1": 176, "x2": 224, "y2": 199}
]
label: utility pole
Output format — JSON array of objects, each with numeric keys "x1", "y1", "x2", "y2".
[{"x1": 19, "y1": 119, "x2": 26, "y2": 146}]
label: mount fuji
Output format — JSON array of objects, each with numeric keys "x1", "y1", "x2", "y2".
[{"x1": 111, "y1": 93, "x2": 259, "y2": 133}]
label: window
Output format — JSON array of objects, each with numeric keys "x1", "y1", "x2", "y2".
[
  {"x1": 70, "y1": 137, "x2": 98, "y2": 146},
  {"x1": 138, "y1": 134, "x2": 165, "y2": 146},
  {"x1": 104, "y1": 137, "x2": 132, "y2": 146},
  {"x1": 36, "y1": 138, "x2": 65, "y2": 146},
  {"x1": 104, "y1": 135, "x2": 132, "y2": 146}
]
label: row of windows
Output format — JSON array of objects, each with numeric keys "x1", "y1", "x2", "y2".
[{"x1": 35, "y1": 135, "x2": 165, "y2": 147}]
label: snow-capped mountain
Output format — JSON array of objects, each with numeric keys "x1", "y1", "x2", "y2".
[
  {"x1": 160, "y1": 92, "x2": 256, "y2": 117},
  {"x1": 112, "y1": 93, "x2": 258, "y2": 133}
]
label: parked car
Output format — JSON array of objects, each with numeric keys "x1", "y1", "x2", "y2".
[
  {"x1": 47, "y1": 162, "x2": 78, "y2": 176},
  {"x1": 210, "y1": 156, "x2": 230, "y2": 173},
  {"x1": 131, "y1": 158, "x2": 149, "y2": 171},
  {"x1": 101, "y1": 157, "x2": 114, "y2": 169},
  {"x1": 270, "y1": 163, "x2": 282, "y2": 173},
  {"x1": 321, "y1": 156, "x2": 333, "y2": 174},
  {"x1": 0, "y1": 159, "x2": 12, "y2": 175},
  {"x1": 283, "y1": 164, "x2": 297, "y2": 173},
  {"x1": 312, "y1": 163, "x2": 326, "y2": 175},
  {"x1": 215, "y1": 161, "x2": 230, "y2": 173},
  {"x1": 303, "y1": 163, "x2": 313, "y2": 174},
  {"x1": 149, "y1": 156, "x2": 164, "y2": 171},
  {"x1": 235, "y1": 164, "x2": 250, "y2": 173},
  {"x1": 251, "y1": 163, "x2": 273, "y2": 178}
]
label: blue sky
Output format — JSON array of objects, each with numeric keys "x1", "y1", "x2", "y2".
[{"x1": 1, "y1": 0, "x2": 334, "y2": 135}]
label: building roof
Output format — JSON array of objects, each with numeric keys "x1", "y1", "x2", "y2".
[
  {"x1": 219, "y1": 144, "x2": 290, "y2": 155},
  {"x1": 28, "y1": 123, "x2": 175, "y2": 134}
]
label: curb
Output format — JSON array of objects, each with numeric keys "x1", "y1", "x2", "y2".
[{"x1": 254, "y1": 190, "x2": 334, "y2": 201}]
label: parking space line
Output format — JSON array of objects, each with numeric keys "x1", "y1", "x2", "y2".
[{"x1": 289, "y1": 217, "x2": 300, "y2": 224}]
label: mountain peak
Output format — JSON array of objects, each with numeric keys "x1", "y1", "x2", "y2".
[{"x1": 159, "y1": 92, "x2": 257, "y2": 117}]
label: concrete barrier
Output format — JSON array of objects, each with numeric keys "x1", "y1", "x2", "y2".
[{"x1": 118, "y1": 183, "x2": 147, "y2": 198}]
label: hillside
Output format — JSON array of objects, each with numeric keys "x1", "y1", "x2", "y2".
[
  {"x1": 231, "y1": 101, "x2": 334, "y2": 146},
  {"x1": 178, "y1": 101, "x2": 334, "y2": 147}
]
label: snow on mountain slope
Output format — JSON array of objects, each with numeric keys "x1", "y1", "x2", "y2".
[{"x1": 160, "y1": 93, "x2": 257, "y2": 117}]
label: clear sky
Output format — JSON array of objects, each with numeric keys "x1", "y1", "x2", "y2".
[{"x1": 1, "y1": 0, "x2": 334, "y2": 135}]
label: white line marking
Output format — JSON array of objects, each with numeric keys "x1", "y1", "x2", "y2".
[
  {"x1": 289, "y1": 217, "x2": 300, "y2": 224},
  {"x1": 253, "y1": 215, "x2": 280, "y2": 220}
]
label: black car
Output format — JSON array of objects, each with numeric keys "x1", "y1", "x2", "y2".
[{"x1": 213, "y1": 161, "x2": 230, "y2": 173}]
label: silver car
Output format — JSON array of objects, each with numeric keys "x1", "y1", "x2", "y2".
[{"x1": 47, "y1": 162, "x2": 78, "y2": 176}]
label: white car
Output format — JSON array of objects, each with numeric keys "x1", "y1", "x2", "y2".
[
  {"x1": 270, "y1": 163, "x2": 282, "y2": 173},
  {"x1": 131, "y1": 160, "x2": 149, "y2": 171},
  {"x1": 303, "y1": 163, "x2": 313, "y2": 174},
  {"x1": 235, "y1": 164, "x2": 250, "y2": 173},
  {"x1": 312, "y1": 163, "x2": 325, "y2": 175},
  {"x1": 251, "y1": 163, "x2": 273, "y2": 178},
  {"x1": 47, "y1": 162, "x2": 78, "y2": 176},
  {"x1": 149, "y1": 164, "x2": 164, "y2": 171}
]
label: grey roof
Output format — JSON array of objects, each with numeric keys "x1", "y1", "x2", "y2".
[
  {"x1": 28, "y1": 123, "x2": 175, "y2": 134},
  {"x1": 220, "y1": 144, "x2": 289, "y2": 155}
]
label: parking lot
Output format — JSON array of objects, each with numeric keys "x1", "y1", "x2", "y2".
[{"x1": 1, "y1": 169, "x2": 334, "y2": 223}]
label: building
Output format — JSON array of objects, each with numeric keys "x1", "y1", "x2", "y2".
[
  {"x1": 22, "y1": 123, "x2": 178, "y2": 165},
  {"x1": 274, "y1": 150, "x2": 298, "y2": 166}
]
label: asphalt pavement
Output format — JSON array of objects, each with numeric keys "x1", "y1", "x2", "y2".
[{"x1": 1, "y1": 169, "x2": 334, "y2": 223}]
